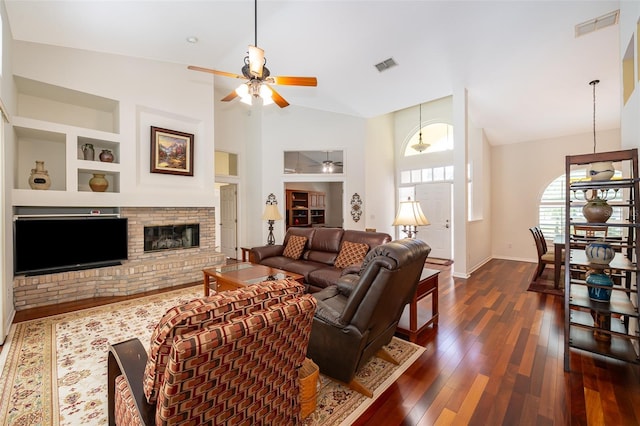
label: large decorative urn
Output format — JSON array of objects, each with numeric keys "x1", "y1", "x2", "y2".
[
  {"x1": 89, "y1": 173, "x2": 109, "y2": 192},
  {"x1": 586, "y1": 271, "x2": 614, "y2": 302},
  {"x1": 99, "y1": 149, "x2": 114, "y2": 162},
  {"x1": 589, "y1": 161, "x2": 615, "y2": 181},
  {"x1": 582, "y1": 197, "x2": 613, "y2": 223},
  {"x1": 28, "y1": 160, "x2": 51, "y2": 190},
  {"x1": 585, "y1": 241, "x2": 615, "y2": 265}
]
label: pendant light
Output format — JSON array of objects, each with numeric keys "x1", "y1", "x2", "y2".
[{"x1": 411, "y1": 103, "x2": 429, "y2": 153}]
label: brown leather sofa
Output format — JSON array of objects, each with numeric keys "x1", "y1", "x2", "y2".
[{"x1": 250, "y1": 227, "x2": 392, "y2": 293}]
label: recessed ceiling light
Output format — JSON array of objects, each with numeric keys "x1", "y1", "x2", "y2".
[
  {"x1": 186, "y1": 36, "x2": 199, "y2": 44},
  {"x1": 575, "y1": 10, "x2": 619, "y2": 37}
]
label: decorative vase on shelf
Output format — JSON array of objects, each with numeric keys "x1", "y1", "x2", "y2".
[
  {"x1": 585, "y1": 241, "x2": 615, "y2": 265},
  {"x1": 586, "y1": 271, "x2": 613, "y2": 302},
  {"x1": 89, "y1": 173, "x2": 108, "y2": 192},
  {"x1": 82, "y1": 143, "x2": 95, "y2": 161},
  {"x1": 28, "y1": 160, "x2": 51, "y2": 190},
  {"x1": 99, "y1": 149, "x2": 114, "y2": 162},
  {"x1": 582, "y1": 197, "x2": 613, "y2": 223},
  {"x1": 589, "y1": 161, "x2": 615, "y2": 181}
]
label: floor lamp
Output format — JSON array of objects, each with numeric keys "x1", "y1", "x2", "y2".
[
  {"x1": 392, "y1": 197, "x2": 430, "y2": 238},
  {"x1": 262, "y1": 194, "x2": 283, "y2": 245}
]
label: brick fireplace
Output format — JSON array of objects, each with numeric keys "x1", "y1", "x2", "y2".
[{"x1": 13, "y1": 207, "x2": 226, "y2": 310}]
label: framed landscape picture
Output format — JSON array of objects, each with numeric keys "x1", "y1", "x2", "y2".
[{"x1": 150, "y1": 126, "x2": 194, "y2": 176}]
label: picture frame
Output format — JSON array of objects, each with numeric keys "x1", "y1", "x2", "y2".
[{"x1": 150, "y1": 126, "x2": 194, "y2": 176}]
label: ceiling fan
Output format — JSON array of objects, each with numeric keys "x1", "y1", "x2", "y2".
[
  {"x1": 322, "y1": 151, "x2": 343, "y2": 173},
  {"x1": 188, "y1": 0, "x2": 317, "y2": 108}
]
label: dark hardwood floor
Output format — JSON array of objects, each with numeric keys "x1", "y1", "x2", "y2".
[{"x1": 11, "y1": 258, "x2": 640, "y2": 425}]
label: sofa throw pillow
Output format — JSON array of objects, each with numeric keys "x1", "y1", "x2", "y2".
[
  {"x1": 334, "y1": 241, "x2": 369, "y2": 269},
  {"x1": 283, "y1": 235, "x2": 307, "y2": 259}
]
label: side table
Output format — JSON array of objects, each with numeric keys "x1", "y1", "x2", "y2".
[
  {"x1": 396, "y1": 268, "x2": 440, "y2": 343},
  {"x1": 240, "y1": 247, "x2": 251, "y2": 262}
]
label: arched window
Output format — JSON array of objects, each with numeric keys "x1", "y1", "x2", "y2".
[
  {"x1": 403, "y1": 122, "x2": 453, "y2": 156},
  {"x1": 539, "y1": 169, "x2": 623, "y2": 241}
]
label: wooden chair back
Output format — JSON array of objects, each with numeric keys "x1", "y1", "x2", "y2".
[
  {"x1": 529, "y1": 226, "x2": 547, "y2": 257},
  {"x1": 573, "y1": 225, "x2": 608, "y2": 238}
]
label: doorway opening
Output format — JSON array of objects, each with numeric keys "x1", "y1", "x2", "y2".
[{"x1": 284, "y1": 182, "x2": 343, "y2": 229}]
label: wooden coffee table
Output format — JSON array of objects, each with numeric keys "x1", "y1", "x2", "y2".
[{"x1": 202, "y1": 262, "x2": 304, "y2": 295}]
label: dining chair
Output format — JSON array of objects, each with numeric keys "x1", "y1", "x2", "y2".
[
  {"x1": 573, "y1": 225, "x2": 608, "y2": 238},
  {"x1": 529, "y1": 226, "x2": 556, "y2": 279}
]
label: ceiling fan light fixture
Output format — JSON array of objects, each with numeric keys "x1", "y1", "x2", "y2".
[
  {"x1": 322, "y1": 161, "x2": 334, "y2": 173},
  {"x1": 187, "y1": 0, "x2": 317, "y2": 108},
  {"x1": 235, "y1": 84, "x2": 249, "y2": 97},
  {"x1": 248, "y1": 45, "x2": 265, "y2": 77},
  {"x1": 260, "y1": 85, "x2": 274, "y2": 105}
]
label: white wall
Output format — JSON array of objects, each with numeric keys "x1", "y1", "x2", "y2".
[
  {"x1": 1, "y1": 1, "x2": 15, "y2": 339},
  {"x1": 491, "y1": 128, "x2": 620, "y2": 263},
  {"x1": 365, "y1": 114, "x2": 396, "y2": 236},
  {"x1": 619, "y1": 1, "x2": 640, "y2": 151},
  {"x1": 213, "y1": 95, "x2": 375, "y2": 249},
  {"x1": 11, "y1": 41, "x2": 216, "y2": 207},
  {"x1": 467, "y1": 125, "x2": 492, "y2": 273}
]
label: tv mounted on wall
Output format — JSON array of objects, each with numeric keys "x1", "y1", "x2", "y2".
[{"x1": 13, "y1": 216, "x2": 128, "y2": 276}]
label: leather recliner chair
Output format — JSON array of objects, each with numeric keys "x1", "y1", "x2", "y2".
[{"x1": 306, "y1": 238, "x2": 431, "y2": 397}]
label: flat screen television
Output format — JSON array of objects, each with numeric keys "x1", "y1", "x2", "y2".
[{"x1": 14, "y1": 217, "x2": 128, "y2": 276}]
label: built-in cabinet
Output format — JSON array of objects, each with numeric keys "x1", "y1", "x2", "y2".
[
  {"x1": 564, "y1": 149, "x2": 640, "y2": 371},
  {"x1": 12, "y1": 76, "x2": 122, "y2": 206},
  {"x1": 286, "y1": 189, "x2": 325, "y2": 228}
]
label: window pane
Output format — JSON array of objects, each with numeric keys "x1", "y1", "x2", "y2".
[
  {"x1": 399, "y1": 187, "x2": 414, "y2": 202},
  {"x1": 401, "y1": 170, "x2": 411, "y2": 184},
  {"x1": 433, "y1": 167, "x2": 444, "y2": 181},
  {"x1": 411, "y1": 169, "x2": 422, "y2": 183},
  {"x1": 539, "y1": 169, "x2": 623, "y2": 242},
  {"x1": 423, "y1": 168, "x2": 433, "y2": 182},
  {"x1": 445, "y1": 166, "x2": 454, "y2": 181}
]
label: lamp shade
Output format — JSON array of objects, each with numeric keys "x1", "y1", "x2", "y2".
[
  {"x1": 262, "y1": 204, "x2": 283, "y2": 221},
  {"x1": 392, "y1": 198, "x2": 430, "y2": 226}
]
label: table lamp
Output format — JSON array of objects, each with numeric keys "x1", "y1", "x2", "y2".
[
  {"x1": 262, "y1": 194, "x2": 283, "y2": 245},
  {"x1": 392, "y1": 197, "x2": 429, "y2": 238}
]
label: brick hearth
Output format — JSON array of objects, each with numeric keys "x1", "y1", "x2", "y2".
[{"x1": 13, "y1": 207, "x2": 225, "y2": 310}]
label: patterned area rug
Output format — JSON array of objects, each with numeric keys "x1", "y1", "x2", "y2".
[
  {"x1": 0, "y1": 286, "x2": 424, "y2": 425},
  {"x1": 425, "y1": 258, "x2": 454, "y2": 266},
  {"x1": 527, "y1": 270, "x2": 564, "y2": 297}
]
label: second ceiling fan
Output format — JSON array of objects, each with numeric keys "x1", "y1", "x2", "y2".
[{"x1": 188, "y1": 0, "x2": 317, "y2": 108}]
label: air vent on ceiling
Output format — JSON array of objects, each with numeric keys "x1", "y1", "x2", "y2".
[
  {"x1": 375, "y1": 58, "x2": 397, "y2": 72},
  {"x1": 575, "y1": 9, "x2": 619, "y2": 37}
]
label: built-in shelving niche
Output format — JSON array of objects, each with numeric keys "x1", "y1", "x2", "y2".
[
  {"x1": 12, "y1": 77, "x2": 123, "y2": 204},
  {"x1": 623, "y1": 34, "x2": 636, "y2": 106},
  {"x1": 14, "y1": 126, "x2": 66, "y2": 191},
  {"x1": 15, "y1": 76, "x2": 120, "y2": 133}
]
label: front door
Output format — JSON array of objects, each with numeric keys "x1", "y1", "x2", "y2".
[
  {"x1": 415, "y1": 182, "x2": 452, "y2": 260},
  {"x1": 220, "y1": 184, "x2": 237, "y2": 259}
]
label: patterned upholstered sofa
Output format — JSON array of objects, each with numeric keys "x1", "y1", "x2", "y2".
[
  {"x1": 107, "y1": 279, "x2": 316, "y2": 425},
  {"x1": 250, "y1": 227, "x2": 392, "y2": 293}
]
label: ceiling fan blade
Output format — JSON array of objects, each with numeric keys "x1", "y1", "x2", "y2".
[
  {"x1": 267, "y1": 85, "x2": 290, "y2": 108},
  {"x1": 271, "y1": 76, "x2": 318, "y2": 87},
  {"x1": 221, "y1": 90, "x2": 239, "y2": 102},
  {"x1": 188, "y1": 65, "x2": 245, "y2": 80}
]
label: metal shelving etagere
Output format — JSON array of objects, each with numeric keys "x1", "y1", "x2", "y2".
[{"x1": 564, "y1": 148, "x2": 640, "y2": 371}]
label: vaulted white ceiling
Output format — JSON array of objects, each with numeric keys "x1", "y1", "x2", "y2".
[{"x1": 4, "y1": 0, "x2": 623, "y2": 145}]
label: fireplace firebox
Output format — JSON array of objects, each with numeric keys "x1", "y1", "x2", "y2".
[{"x1": 144, "y1": 224, "x2": 199, "y2": 252}]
